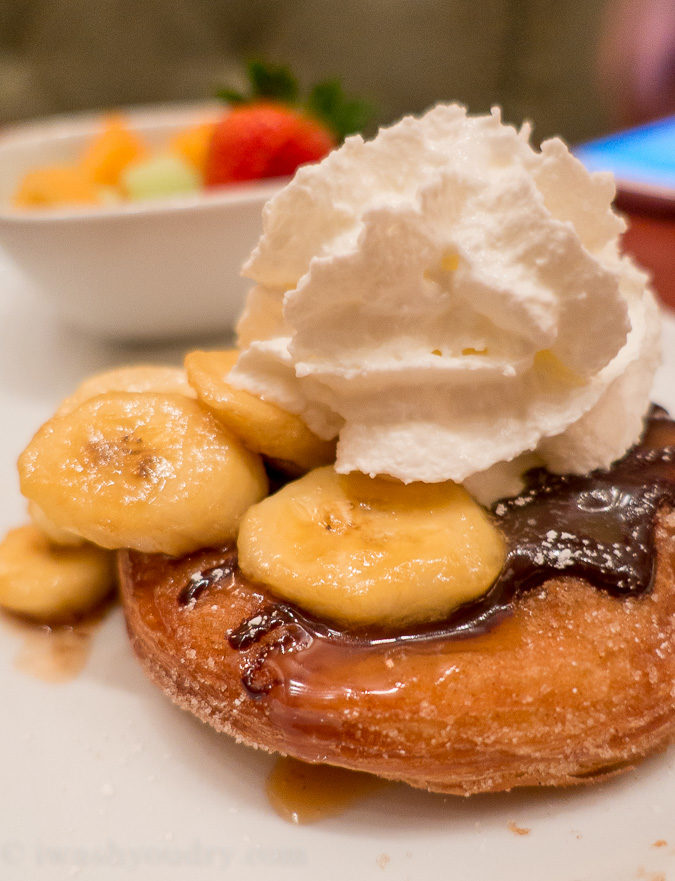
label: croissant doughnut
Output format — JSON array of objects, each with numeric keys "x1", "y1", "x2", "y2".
[{"x1": 118, "y1": 511, "x2": 675, "y2": 795}]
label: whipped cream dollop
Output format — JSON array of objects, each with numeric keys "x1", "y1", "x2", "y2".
[{"x1": 230, "y1": 104, "x2": 660, "y2": 496}]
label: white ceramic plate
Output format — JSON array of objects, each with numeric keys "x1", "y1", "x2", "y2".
[{"x1": 0, "y1": 256, "x2": 673, "y2": 881}]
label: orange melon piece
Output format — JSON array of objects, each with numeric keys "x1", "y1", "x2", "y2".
[
  {"x1": 80, "y1": 115, "x2": 147, "y2": 187},
  {"x1": 13, "y1": 165, "x2": 99, "y2": 208},
  {"x1": 169, "y1": 121, "x2": 215, "y2": 174}
]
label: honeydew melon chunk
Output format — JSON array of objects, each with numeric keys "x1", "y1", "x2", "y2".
[{"x1": 122, "y1": 154, "x2": 201, "y2": 201}]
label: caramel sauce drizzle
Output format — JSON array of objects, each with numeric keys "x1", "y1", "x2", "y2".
[
  {"x1": 1, "y1": 608, "x2": 108, "y2": 683},
  {"x1": 266, "y1": 756, "x2": 386, "y2": 824}
]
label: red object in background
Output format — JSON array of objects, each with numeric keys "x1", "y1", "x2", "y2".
[
  {"x1": 618, "y1": 195, "x2": 675, "y2": 310},
  {"x1": 204, "y1": 103, "x2": 336, "y2": 186}
]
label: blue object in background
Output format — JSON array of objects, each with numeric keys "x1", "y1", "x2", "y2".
[{"x1": 574, "y1": 116, "x2": 675, "y2": 190}]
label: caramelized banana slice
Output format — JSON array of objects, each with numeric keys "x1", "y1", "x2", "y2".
[
  {"x1": 0, "y1": 525, "x2": 114, "y2": 621},
  {"x1": 19, "y1": 392, "x2": 268, "y2": 556},
  {"x1": 28, "y1": 501, "x2": 84, "y2": 547},
  {"x1": 185, "y1": 350, "x2": 336, "y2": 473},
  {"x1": 57, "y1": 365, "x2": 195, "y2": 416},
  {"x1": 237, "y1": 466, "x2": 505, "y2": 627}
]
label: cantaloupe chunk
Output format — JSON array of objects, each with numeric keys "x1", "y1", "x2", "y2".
[
  {"x1": 13, "y1": 165, "x2": 99, "y2": 208},
  {"x1": 80, "y1": 115, "x2": 147, "y2": 187},
  {"x1": 169, "y1": 122, "x2": 215, "y2": 174}
]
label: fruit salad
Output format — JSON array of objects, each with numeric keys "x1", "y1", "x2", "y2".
[{"x1": 11, "y1": 62, "x2": 372, "y2": 210}]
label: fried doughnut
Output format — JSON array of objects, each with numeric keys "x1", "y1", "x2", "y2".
[{"x1": 118, "y1": 512, "x2": 675, "y2": 795}]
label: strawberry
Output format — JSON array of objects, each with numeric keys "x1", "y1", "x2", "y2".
[
  {"x1": 204, "y1": 103, "x2": 336, "y2": 186},
  {"x1": 204, "y1": 61, "x2": 373, "y2": 187}
]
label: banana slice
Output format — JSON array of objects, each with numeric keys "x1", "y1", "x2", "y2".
[
  {"x1": 0, "y1": 525, "x2": 114, "y2": 621},
  {"x1": 57, "y1": 365, "x2": 195, "y2": 416},
  {"x1": 28, "y1": 501, "x2": 84, "y2": 547},
  {"x1": 19, "y1": 392, "x2": 268, "y2": 556},
  {"x1": 185, "y1": 350, "x2": 336, "y2": 473},
  {"x1": 237, "y1": 466, "x2": 506, "y2": 627}
]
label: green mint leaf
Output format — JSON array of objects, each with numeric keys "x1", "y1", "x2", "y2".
[
  {"x1": 307, "y1": 80, "x2": 374, "y2": 141},
  {"x1": 247, "y1": 60, "x2": 299, "y2": 103},
  {"x1": 215, "y1": 88, "x2": 247, "y2": 105},
  {"x1": 336, "y1": 97, "x2": 374, "y2": 138},
  {"x1": 307, "y1": 80, "x2": 341, "y2": 117}
]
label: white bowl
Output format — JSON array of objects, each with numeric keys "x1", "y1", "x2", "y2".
[{"x1": 0, "y1": 103, "x2": 286, "y2": 340}]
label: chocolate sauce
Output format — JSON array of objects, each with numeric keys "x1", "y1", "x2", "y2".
[
  {"x1": 183, "y1": 408, "x2": 675, "y2": 699},
  {"x1": 488, "y1": 404, "x2": 675, "y2": 605},
  {"x1": 491, "y1": 454, "x2": 672, "y2": 599},
  {"x1": 177, "y1": 562, "x2": 234, "y2": 607}
]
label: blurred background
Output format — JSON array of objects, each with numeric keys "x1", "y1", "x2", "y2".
[
  {"x1": 0, "y1": 0, "x2": 672, "y2": 317},
  {"x1": 0, "y1": 0, "x2": 673, "y2": 141}
]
